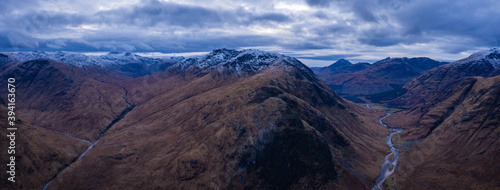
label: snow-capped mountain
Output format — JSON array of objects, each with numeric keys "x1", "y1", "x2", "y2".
[
  {"x1": 389, "y1": 48, "x2": 500, "y2": 108},
  {"x1": 174, "y1": 48, "x2": 306, "y2": 74},
  {"x1": 455, "y1": 48, "x2": 500, "y2": 69},
  {"x1": 2, "y1": 51, "x2": 101, "y2": 66},
  {"x1": 1, "y1": 51, "x2": 179, "y2": 67},
  {"x1": 0, "y1": 51, "x2": 181, "y2": 77}
]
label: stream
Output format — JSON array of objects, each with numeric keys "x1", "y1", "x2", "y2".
[{"x1": 371, "y1": 109, "x2": 403, "y2": 190}]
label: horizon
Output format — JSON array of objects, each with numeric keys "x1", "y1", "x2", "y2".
[
  {"x1": 3, "y1": 47, "x2": 493, "y2": 67},
  {"x1": 1, "y1": 0, "x2": 499, "y2": 67}
]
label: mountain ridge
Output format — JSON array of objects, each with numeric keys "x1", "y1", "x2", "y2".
[{"x1": 312, "y1": 56, "x2": 446, "y2": 103}]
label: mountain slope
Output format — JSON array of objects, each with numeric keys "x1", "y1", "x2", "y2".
[
  {"x1": 0, "y1": 103, "x2": 89, "y2": 189},
  {"x1": 383, "y1": 48, "x2": 500, "y2": 189},
  {"x1": 0, "y1": 59, "x2": 132, "y2": 142},
  {"x1": 395, "y1": 75, "x2": 500, "y2": 189},
  {"x1": 46, "y1": 49, "x2": 390, "y2": 189}
]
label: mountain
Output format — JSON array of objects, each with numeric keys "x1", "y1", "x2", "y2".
[
  {"x1": 386, "y1": 48, "x2": 500, "y2": 139},
  {"x1": 0, "y1": 58, "x2": 132, "y2": 142},
  {"x1": 2, "y1": 48, "x2": 392, "y2": 189},
  {"x1": 388, "y1": 48, "x2": 500, "y2": 109},
  {"x1": 395, "y1": 75, "x2": 500, "y2": 189},
  {"x1": 1, "y1": 51, "x2": 180, "y2": 77},
  {"x1": 0, "y1": 103, "x2": 90, "y2": 189},
  {"x1": 313, "y1": 57, "x2": 446, "y2": 103},
  {"x1": 383, "y1": 48, "x2": 500, "y2": 189},
  {"x1": 314, "y1": 59, "x2": 372, "y2": 77},
  {"x1": 325, "y1": 59, "x2": 353, "y2": 70}
]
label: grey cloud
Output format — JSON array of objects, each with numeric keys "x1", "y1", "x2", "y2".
[
  {"x1": 281, "y1": 41, "x2": 332, "y2": 50},
  {"x1": 0, "y1": 31, "x2": 39, "y2": 49},
  {"x1": 305, "y1": 0, "x2": 333, "y2": 7},
  {"x1": 310, "y1": 23, "x2": 354, "y2": 37},
  {"x1": 1, "y1": 0, "x2": 499, "y2": 62},
  {"x1": 303, "y1": 0, "x2": 500, "y2": 49},
  {"x1": 313, "y1": 11, "x2": 329, "y2": 19},
  {"x1": 96, "y1": 0, "x2": 292, "y2": 28},
  {"x1": 6, "y1": 11, "x2": 86, "y2": 34},
  {"x1": 28, "y1": 31, "x2": 279, "y2": 53},
  {"x1": 352, "y1": 1, "x2": 377, "y2": 22},
  {"x1": 251, "y1": 13, "x2": 292, "y2": 23},
  {"x1": 0, "y1": 0, "x2": 40, "y2": 16},
  {"x1": 395, "y1": 0, "x2": 500, "y2": 47},
  {"x1": 112, "y1": 0, "x2": 224, "y2": 28}
]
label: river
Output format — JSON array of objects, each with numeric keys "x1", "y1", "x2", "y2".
[{"x1": 372, "y1": 110, "x2": 402, "y2": 190}]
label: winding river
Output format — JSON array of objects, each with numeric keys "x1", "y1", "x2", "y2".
[
  {"x1": 372, "y1": 110, "x2": 403, "y2": 190},
  {"x1": 41, "y1": 133, "x2": 95, "y2": 190}
]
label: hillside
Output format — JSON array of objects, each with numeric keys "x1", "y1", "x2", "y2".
[{"x1": 383, "y1": 48, "x2": 500, "y2": 189}]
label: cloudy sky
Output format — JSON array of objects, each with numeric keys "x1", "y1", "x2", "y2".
[{"x1": 1, "y1": 0, "x2": 499, "y2": 66}]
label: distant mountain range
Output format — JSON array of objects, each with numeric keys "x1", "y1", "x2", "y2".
[
  {"x1": 0, "y1": 51, "x2": 183, "y2": 77},
  {"x1": 0, "y1": 48, "x2": 499, "y2": 189},
  {"x1": 312, "y1": 57, "x2": 447, "y2": 103}
]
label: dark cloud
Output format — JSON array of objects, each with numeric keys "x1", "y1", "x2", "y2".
[
  {"x1": 98, "y1": 0, "x2": 225, "y2": 28},
  {"x1": 305, "y1": 0, "x2": 333, "y2": 7},
  {"x1": 251, "y1": 13, "x2": 292, "y2": 23},
  {"x1": 310, "y1": 23, "x2": 353, "y2": 37},
  {"x1": 0, "y1": 0, "x2": 40, "y2": 16},
  {"x1": 93, "y1": 0, "x2": 292, "y2": 29},
  {"x1": 5, "y1": 31, "x2": 278, "y2": 53},
  {"x1": 395, "y1": 0, "x2": 500, "y2": 48},
  {"x1": 303, "y1": 0, "x2": 500, "y2": 50},
  {"x1": 0, "y1": 31, "x2": 39, "y2": 49},
  {"x1": 9, "y1": 11, "x2": 87, "y2": 33},
  {"x1": 351, "y1": 1, "x2": 377, "y2": 22},
  {"x1": 280, "y1": 41, "x2": 332, "y2": 50}
]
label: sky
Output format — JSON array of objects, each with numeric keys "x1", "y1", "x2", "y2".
[{"x1": 1, "y1": 0, "x2": 499, "y2": 67}]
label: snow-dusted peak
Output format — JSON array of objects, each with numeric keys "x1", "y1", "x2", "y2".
[
  {"x1": 98, "y1": 52, "x2": 144, "y2": 65},
  {"x1": 1, "y1": 51, "x2": 178, "y2": 67},
  {"x1": 175, "y1": 48, "x2": 302, "y2": 74},
  {"x1": 3, "y1": 51, "x2": 101, "y2": 66},
  {"x1": 455, "y1": 48, "x2": 500, "y2": 69},
  {"x1": 197, "y1": 48, "x2": 241, "y2": 69}
]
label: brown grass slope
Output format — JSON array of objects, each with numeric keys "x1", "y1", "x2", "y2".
[
  {"x1": 0, "y1": 59, "x2": 133, "y2": 142},
  {"x1": 395, "y1": 75, "x2": 500, "y2": 189},
  {"x1": 383, "y1": 49, "x2": 500, "y2": 189},
  {"x1": 0, "y1": 103, "x2": 89, "y2": 189}
]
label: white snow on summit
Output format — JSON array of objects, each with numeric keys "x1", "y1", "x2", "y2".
[
  {"x1": 3, "y1": 51, "x2": 101, "y2": 66},
  {"x1": 174, "y1": 48, "x2": 304, "y2": 74},
  {"x1": 455, "y1": 48, "x2": 500, "y2": 69},
  {"x1": 1, "y1": 51, "x2": 178, "y2": 67}
]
